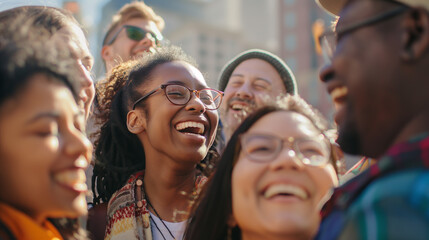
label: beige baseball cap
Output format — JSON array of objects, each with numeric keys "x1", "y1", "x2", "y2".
[{"x1": 316, "y1": 0, "x2": 429, "y2": 16}]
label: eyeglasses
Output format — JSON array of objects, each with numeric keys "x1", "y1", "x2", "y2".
[
  {"x1": 239, "y1": 133, "x2": 331, "y2": 166},
  {"x1": 318, "y1": 6, "x2": 408, "y2": 62},
  {"x1": 105, "y1": 25, "x2": 163, "y2": 46},
  {"x1": 132, "y1": 84, "x2": 224, "y2": 110}
]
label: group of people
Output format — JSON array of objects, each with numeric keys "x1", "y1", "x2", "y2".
[{"x1": 0, "y1": 0, "x2": 429, "y2": 239}]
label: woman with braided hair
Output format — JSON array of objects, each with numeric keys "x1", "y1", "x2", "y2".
[{"x1": 91, "y1": 45, "x2": 222, "y2": 240}]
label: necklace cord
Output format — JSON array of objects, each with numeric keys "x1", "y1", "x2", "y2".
[{"x1": 137, "y1": 178, "x2": 176, "y2": 240}]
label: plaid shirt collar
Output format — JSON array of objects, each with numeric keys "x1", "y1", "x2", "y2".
[{"x1": 322, "y1": 132, "x2": 429, "y2": 218}]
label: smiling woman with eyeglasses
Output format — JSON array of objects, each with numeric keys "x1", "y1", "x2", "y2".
[
  {"x1": 91, "y1": 45, "x2": 222, "y2": 240},
  {"x1": 132, "y1": 84, "x2": 223, "y2": 110},
  {"x1": 184, "y1": 96, "x2": 339, "y2": 240}
]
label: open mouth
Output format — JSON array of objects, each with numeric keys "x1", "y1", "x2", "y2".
[
  {"x1": 329, "y1": 86, "x2": 348, "y2": 124},
  {"x1": 330, "y1": 86, "x2": 348, "y2": 108},
  {"x1": 54, "y1": 169, "x2": 87, "y2": 193},
  {"x1": 229, "y1": 101, "x2": 255, "y2": 113},
  {"x1": 231, "y1": 103, "x2": 247, "y2": 111},
  {"x1": 132, "y1": 48, "x2": 155, "y2": 58},
  {"x1": 175, "y1": 121, "x2": 205, "y2": 135},
  {"x1": 263, "y1": 184, "x2": 308, "y2": 200}
]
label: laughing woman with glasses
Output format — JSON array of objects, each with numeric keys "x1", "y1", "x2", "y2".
[
  {"x1": 91, "y1": 45, "x2": 222, "y2": 240},
  {"x1": 184, "y1": 96, "x2": 339, "y2": 240}
]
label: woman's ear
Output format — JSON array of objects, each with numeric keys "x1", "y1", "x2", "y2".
[
  {"x1": 400, "y1": 8, "x2": 429, "y2": 61},
  {"x1": 127, "y1": 110, "x2": 146, "y2": 134},
  {"x1": 101, "y1": 45, "x2": 113, "y2": 62}
]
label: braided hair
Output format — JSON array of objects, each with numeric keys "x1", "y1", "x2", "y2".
[{"x1": 92, "y1": 46, "x2": 219, "y2": 204}]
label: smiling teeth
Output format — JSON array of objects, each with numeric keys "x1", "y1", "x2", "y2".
[
  {"x1": 264, "y1": 184, "x2": 308, "y2": 200},
  {"x1": 175, "y1": 121, "x2": 204, "y2": 134},
  {"x1": 330, "y1": 86, "x2": 348, "y2": 103},
  {"x1": 231, "y1": 104, "x2": 246, "y2": 110},
  {"x1": 54, "y1": 169, "x2": 87, "y2": 192},
  {"x1": 75, "y1": 157, "x2": 89, "y2": 169}
]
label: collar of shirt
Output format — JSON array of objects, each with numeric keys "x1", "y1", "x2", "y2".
[{"x1": 322, "y1": 132, "x2": 429, "y2": 217}]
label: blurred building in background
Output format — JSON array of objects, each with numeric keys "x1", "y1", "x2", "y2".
[
  {"x1": 0, "y1": 0, "x2": 335, "y2": 118},
  {"x1": 93, "y1": 0, "x2": 335, "y2": 118},
  {"x1": 0, "y1": 0, "x2": 359, "y2": 168},
  {"x1": 278, "y1": 0, "x2": 334, "y2": 118}
]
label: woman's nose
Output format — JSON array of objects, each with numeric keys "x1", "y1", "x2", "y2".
[
  {"x1": 185, "y1": 93, "x2": 206, "y2": 113},
  {"x1": 269, "y1": 146, "x2": 304, "y2": 171}
]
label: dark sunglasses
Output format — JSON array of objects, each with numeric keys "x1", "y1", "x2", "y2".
[{"x1": 105, "y1": 25, "x2": 163, "y2": 46}]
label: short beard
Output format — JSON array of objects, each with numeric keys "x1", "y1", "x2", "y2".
[
  {"x1": 220, "y1": 107, "x2": 251, "y2": 141},
  {"x1": 337, "y1": 123, "x2": 362, "y2": 156}
]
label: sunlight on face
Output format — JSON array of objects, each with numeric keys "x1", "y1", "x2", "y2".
[
  {"x1": 131, "y1": 61, "x2": 218, "y2": 165},
  {"x1": 231, "y1": 111, "x2": 337, "y2": 239},
  {"x1": 55, "y1": 24, "x2": 95, "y2": 120},
  {"x1": 221, "y1": 59, "x2": 287, "y2": 140},
  {"x1": 0, "y1": 74, "x2": 92, "y2": 223}
]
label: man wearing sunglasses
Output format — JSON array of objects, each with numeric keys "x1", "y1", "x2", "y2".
[
  {"x1": 101, "y1": 1, "x2": 164, "y2": 75},
  {"x1": 315, "y1": 0, "x2": 429, "y2": 239}
]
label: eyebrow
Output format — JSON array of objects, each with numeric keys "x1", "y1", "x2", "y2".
[
  {"x1": 254, "y1": 77, "x2": 271, "y2": 84},
  {"x1": 165, "y1": 80, "x2": 185, "y2": 85},
  {"x1": 165, "y1": 80, "x2": 207, "y2": 89},
  {"x1": 26, "y1": 110, "x2": 84, "y2": 124},
  {"x1": 230, "y1": 74, "x2": 271, "y2": 84},
  {"x1": 26, "y1": 112, "x2": 60, "y2": 124},
  {"x1": 230, "y1": 73, "x2": 244, "y2": 78}
]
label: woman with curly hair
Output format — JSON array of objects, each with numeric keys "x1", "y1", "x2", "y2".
[{"x1": 91, "y1": 46, "x2": 222, "y2": 240}]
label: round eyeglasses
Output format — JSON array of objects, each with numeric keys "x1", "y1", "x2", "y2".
[
  {"x1": 132, "y1": 84, "x2": 224, "y2": 110},
  {"x1": 239, "y1": 133, "x2": 331, "y2": 166},
  {"x1": 318, "y1": 6, "x2": 408, "y2": 62}
]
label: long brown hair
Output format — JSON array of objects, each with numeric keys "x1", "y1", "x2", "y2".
[{"x1": 184, "y1": 96, "x2": 339, "y2": 240}]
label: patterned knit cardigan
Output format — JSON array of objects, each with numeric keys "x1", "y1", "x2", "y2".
[{"x1": 105, "y1": 171, "x2": 207, "y2": 240}]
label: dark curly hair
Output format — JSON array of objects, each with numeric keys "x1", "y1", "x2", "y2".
[{"x1": 92, "y1": 45, "x2": 219, "y2": 204}]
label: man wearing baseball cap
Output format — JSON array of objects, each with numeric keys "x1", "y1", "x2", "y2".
[{"x1": 315, "y1": 0, "x2": 429, "y2": 239}]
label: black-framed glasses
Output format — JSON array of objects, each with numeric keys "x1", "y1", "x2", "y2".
[
  {"x1": 240, "y1": 133, "x2": 331, "y2": 166},
  {"x1": 132, "y1": 84, "x2": 224, "y2": 110},
  {"x1": 105, "y1": 25, "x2": 163, "y2": 46},
  {"x1": 318, "y1": 6, "x2": 408, "y2": 62}
]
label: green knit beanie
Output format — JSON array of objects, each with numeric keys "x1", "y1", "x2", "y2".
[{"x1": 218, "y1": 49, "x2": 297, "y2": 95}]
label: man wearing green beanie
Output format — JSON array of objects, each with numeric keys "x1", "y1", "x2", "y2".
[{"x1": 218, "y1": 49, "x2": 297, "y2": 142}]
